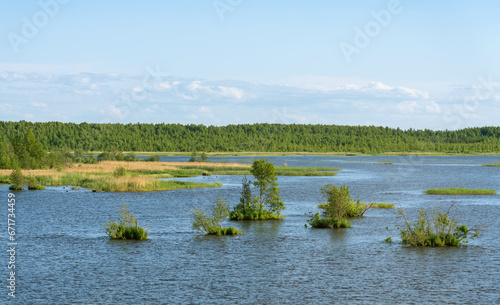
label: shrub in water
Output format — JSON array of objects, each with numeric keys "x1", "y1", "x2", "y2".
[
  {"x1": 103, "y1": 203, "x2": 148, "y2": 240},
  {"x1": 192, "y1": 197, "x2": 243, "y2": 235},
  {"x1": 397, "y1": 204, "x2": 479, "y2": 247},
  {"x1": 307, "y1": 184, "x2": 370, "y2": 229}
]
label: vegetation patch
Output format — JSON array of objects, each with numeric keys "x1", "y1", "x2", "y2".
[
  {"x1": 307, "y1": 185, "x2": 371, "y2": 229},
  {"x1": 307, "y1": 212, "x2": 350, "y2": 228},
  {"x1": 230, "y1": 209, "x2": 283, "y2": 220},
  {"x1": 317, "y1": 202, "x2": 394, "y2": 209},
  {"x1": 425, "y1": 188, "x2": 496, "y2": 195},
  {"x1": 192, "y1": 197, "x2": 243, "y2": 235},
  {"x1": 103, "y1": 203, "x2": 148, "y2": 240},
  {"x1": 482, "y1": 162, "x2": 500, "y2": 167},
  {"x1": 230, "y1": 160, "x2": 286, "y2": 221},
  {"x1": 374, "y1": 162, "x2": 393, "y2": 165},
  {"x1": 28, "y1": 184, "x2": 45, "y2": 190},
  {"x1": 397, "y1": 204, "x2": 479, "y2": 247},
  {"x1": 9, "y1": 185, "x2": 23, "y2": 191}
]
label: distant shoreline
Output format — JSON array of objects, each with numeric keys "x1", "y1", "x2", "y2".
[{"x1": 114, "y1": 151, "x2": 500, "y2": 157}]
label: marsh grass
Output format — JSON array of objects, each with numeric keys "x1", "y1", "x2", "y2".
[
  {"x1": 0, "y1": 172, "x2": 222, "y2": 192},
  {"x1": 425, "y1": 188, "x2": 496, "y2": 195},
  {"x1": 0, "y1": 161, "x2": 342, "y2": 191}
]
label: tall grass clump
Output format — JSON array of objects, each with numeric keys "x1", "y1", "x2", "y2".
[
  {"x1": 103, "y1": 203, "x2": 148, "y2": 240},
  {"x1": 397, "y1": 204, "x2": 479, "y2": 247},
  {"x1": 425, "y1": 188, "x2": 496, "y2": 195},
  {"x1": 192, "y1": 197, "x2": 243, "y2": 235}
]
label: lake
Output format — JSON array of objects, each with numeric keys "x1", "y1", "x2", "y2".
[{"x1": 3, "y1": 155, "x2": 499, "y2": 304}]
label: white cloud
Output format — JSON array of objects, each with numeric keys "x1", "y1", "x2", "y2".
[{"x1": 31, "y1": 102, "x2": 48, "y2": 108}]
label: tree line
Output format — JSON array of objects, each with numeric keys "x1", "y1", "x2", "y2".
[{"x1": 1, "y1": 121, "x2": 500, "y2": 154}]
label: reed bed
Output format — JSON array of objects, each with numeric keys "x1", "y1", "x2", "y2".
[{"x1": 425, "y1": 188, "x2": 497, "y2": 195}]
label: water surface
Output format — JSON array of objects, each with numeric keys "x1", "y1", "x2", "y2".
[{"x1": 3, "y1": 156, "x2": 499, "y2": 304}]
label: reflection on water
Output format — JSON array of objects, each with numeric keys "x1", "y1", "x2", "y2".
[{"x1": 2, "y1": 155, "x2": 499, "y2": 304}]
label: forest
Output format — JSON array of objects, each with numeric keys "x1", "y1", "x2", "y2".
[{"x1": 1, "y1": 121, "x2": 500, "y2": 158}]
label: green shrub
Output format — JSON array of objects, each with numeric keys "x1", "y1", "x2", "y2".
[
  {"x1": 398, "y1": 205, "x2": 479, "y2": 247},
  {"x1": 192, "y1": 197, "x2": 243, "y2": 235},
  {"x1": 229, "y1": 209, "x2": 283, "y2": 220},
  {"x1": 114, "y1": 167, "x2": 127, "y2": 177},
  {"x1": 103, "y1": 203, "x2": 148, "y2": 240},
  {"x1": 306, "y1": 212, "x2": 350, "y2": 228},
  {"x1": 9, "y1": 185, "x2": 23, "y2": 191},
  {"x1": 28, "y1": 184, "x2": 45, "y2": 190},
  {"x1": 320, "y1": 185, "x2": 370, "y2": 219}
]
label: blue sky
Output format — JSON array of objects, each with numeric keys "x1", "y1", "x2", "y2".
[{"x1": 1, "y1": 0, "x2": 500, "y2": 129}]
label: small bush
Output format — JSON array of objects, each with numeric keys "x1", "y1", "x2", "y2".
[
  {"x1": 398, "y1": 204, "x2": 479, "y2": 247},
  {"x1": 114, "y1": 167, "x2": 127, "y2": 177},
  {"x1": 306, "y1": 212, "x2": 351, "y2": 228},
  {"x1": 192, "y1": 197, "x2": 243, "y2": 235},
  {"x1": 9, "y1": 185, "x2": 23, "y2": 191},
  {"x1": 28, "y1": 184, "x2": 45, "y2": 190},
  {"x1": 103, "y1": 203, "x2": 148, "y2": 240}
]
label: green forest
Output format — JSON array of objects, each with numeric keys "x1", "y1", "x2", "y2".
[{"x1": 1, "y1": 121, "x2": 500, "y2": 158}]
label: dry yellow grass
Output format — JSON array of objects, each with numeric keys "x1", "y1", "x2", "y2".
[{"x1": 0, "y1": 161, "x2": 251, "y2": 176}]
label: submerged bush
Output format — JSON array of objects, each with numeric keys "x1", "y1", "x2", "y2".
[
  {"x1": 230, "y1": 209, "x2": 283, "y2": 220},
  {"x1": 103, "y1": 203, "x2": 148, "y2": 240},
  {"x1": 398, "y1": 204, "x2": 479, "y2": 247},
  {"x1": 192, "y1": 197, "x2": 243, "y2": 235},
  {"x1": 306, "y1": 212, "x2": 350, "y2": 229},
  {"x1": 9, "y1": 185, "x2": 23, "y2": 191},
  {"x1": 28, "y1": 184, "x2": 45, "y2": 190},
  {"x1": 308, "y1": 184, "x2": 371, "y2": 229}
]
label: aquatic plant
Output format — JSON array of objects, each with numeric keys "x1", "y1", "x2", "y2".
[
  {"x1": 192, "y1": 197, "x2": 243, "y2": 235},
  {"x1": 425, "y1": 188, "x2": 496, "y2": 195},
  {"x1": 397, "y1": 204, "x2": 479, "y2": 247},
  {"x1": 230, "y1": 175, "x2": 285, "y2": 221},
  {"x1": 103, "y1": 203, "x2": 148, "y2": 240},
  {"x1": 28, "y1": 184, "x2": 45, "y2": 190},
  {"x1": 308, "y1": 185, "x2": 370, "y2": 229},
  {"x1": 306, "y1": 212, "x2": 350, "y2": 228}
]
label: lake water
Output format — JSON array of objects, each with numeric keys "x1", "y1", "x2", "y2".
[{"x1": 2, "y1": 155, "x2": 500, "y2": 304}]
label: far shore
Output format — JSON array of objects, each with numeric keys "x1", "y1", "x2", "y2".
[{"x1": 111, "y1": 151, "x2": 500, "y2": 157}]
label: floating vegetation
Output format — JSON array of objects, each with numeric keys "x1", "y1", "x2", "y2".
[
  {"x1": 374, "y1": 162, "x2": 393, "y2": 165},
  {"x1": 425, "y1": 188, "x2": 496, "y2": 195}
]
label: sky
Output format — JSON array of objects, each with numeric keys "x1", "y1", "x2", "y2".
[{"x1": 1, "y1": 0, "x2": 500, "y2": 130}]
